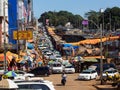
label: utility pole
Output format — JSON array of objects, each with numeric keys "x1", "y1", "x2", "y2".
[
  {"x1": 100, "y1": 24, "x2": 103, "y2": 85},
  {"x1": 100, "y1": 8, "x2": 104, "y2": 85},
  {"x1": 3, "y1": 0, "x2": 7, "y2": 71}
]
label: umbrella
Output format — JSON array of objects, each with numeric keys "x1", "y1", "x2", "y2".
[
  {"x1": 0, "y1": 79, "x2": 18, "y2": 89},
  {"x1": 4, "y1": 71, "x2": 17, "y2": 77},
  {"x1": 27, "y1": 42, "x2": 34, "y2": 49},
  {"x1": 48, "y1": 60, "x2": 54, "y2": 65}
]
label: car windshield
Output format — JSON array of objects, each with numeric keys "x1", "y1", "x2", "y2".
[
  {"x1": 104, "y1": 70, "x2": 117, "y2": 73},
  {"x1": 82, "y1": 71, "x2": 91, "y2": 74},
  {"x1": 15, "y1": 71, "x2": 25, "y2": 74},
  {"x1": 53, "y1": 64, "x2": 61, "y2": 67},
  {"x1": 18, "y1": 84, "x2": 50, "y2": 90},
  {"x1": 65, "y1": 66, "x2": 73, "y2": 68}
]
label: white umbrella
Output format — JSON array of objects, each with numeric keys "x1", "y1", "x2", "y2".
[{"x1": 0, "y1": 79, "x2": 18, "y2": 89}]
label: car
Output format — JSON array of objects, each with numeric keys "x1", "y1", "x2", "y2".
[
  {"x1": 15, "y1": 70, "x2": 34, "y2": 77},
  {"x1": 28, "y1": 66, "x2": 51, "y2": 76},
  {"x1": 64, "y1": 65, "x2": 75, "y2": 74},
  {"x1": 55, "y1": 55, "x2": 63, "y2": 62},
  {"x1": 51, "y1": 62, "x2": 64, "y2": 74},
  {"x1": 14, "y1": 70, "x2": 34, "y2": 80},
  {"x1": 0, "y1": 69, "x2": 4, "y2": 75},
  {"x1": 78, "y1": 69, "x2": 98, "y2": 80},
  {"x1": 91, "y1": 63, "x2": 116, "y2": 75},
  {"x1": 15, "y1": 79, "x2": 55, "y2": 90},
  {"x1": 102, "y1": 68, "x2": 119, "y2": 79}
]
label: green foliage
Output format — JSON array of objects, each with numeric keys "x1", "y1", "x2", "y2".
[
  {"x1": 38, "y1": 11, "x2": 83, "y2": 28},
  {"x1": 38, "y1": 6, "x2": 120, "y2": 30},
  {"x1": 85, "y1": 7, "x2": 120, "y2": 30}
]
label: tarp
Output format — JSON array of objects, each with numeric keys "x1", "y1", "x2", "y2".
[
  {"x1": 27, "y1": 42, "x2": 34, "y2": 49},
  {"x1": 62, "y1": 44, "x2": 72, "y2": 47},
  {"x1": 68, "y1": 36, "x2": 120, "y2": 45},
  {"x1": 27, "y1": 39, "x2": 34, "y2": 43},
  {"x1": 83, "y1": 58, "x2": 98, "y2": 62},
  {"x1": 84, "y1": 56, "x2": 105, "y2": 59},
  {"x1": 0, "y1": 51, "x2": 19, "y2": 64},
  {"x1": 0, "y1": 54, "x2": 10, "y2": 63}
]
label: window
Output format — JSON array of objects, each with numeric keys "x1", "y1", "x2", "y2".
[{"x1": 18, "y1": 84, "x2": 50, "y2": 90}]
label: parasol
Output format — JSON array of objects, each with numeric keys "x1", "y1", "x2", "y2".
[{"x1": 4, "y1": 71, "x2": 18, "y2": 77}]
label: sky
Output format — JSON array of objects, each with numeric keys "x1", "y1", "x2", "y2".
[{"x1": 33, "y1": 0, "x2": 120, "y2": 19}]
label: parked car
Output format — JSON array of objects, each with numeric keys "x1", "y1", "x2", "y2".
[
  {"x1": 64, "y1": 65, "x2": 75, "y2": 74},
  {"x1": 102, "y1": 68, "x2": 119, "y2": 79},
  {"x1": 15, "y1": 70, "x2": 34, "y2": 77},
  {"x1": 51, "y1": 62, "x2": 64, "y2": 74},
  {"x1": 13, "y1": 70, "x2": 34, "y2": 80},
  {"x1": 15, "y1": 80, "x2": 55, "y2": 90},
  {"x1": 90, "y1": 63, "x2": 116, "y2": 75},
  {"x1": 28, "y1": 66, "x2": 51, "y2": 76},
  {"x1": 78, "y1": 69, "x2": 98, "y2": 80}
]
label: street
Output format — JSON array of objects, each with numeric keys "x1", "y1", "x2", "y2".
[{"x1": 43, "y1": 73, "x2": 98, "y2": 90}]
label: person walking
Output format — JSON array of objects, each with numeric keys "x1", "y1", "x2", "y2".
[{"x1": 8, "y1": 57, "x2": 17, "y2": 71}]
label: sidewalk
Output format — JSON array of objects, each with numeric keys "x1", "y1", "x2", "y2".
[
  {"x1": 93, "y1": 80, "x2": 117, "y2": 90},
  {"x1": 93, "y1": 84, "x2": 117, "y2": 90}
]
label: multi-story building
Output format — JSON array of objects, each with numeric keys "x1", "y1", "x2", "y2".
[
  {"x1": 0, "y1": 0, "x2": 8, "y2": 47},
  {"x1": 0, "y1": 0, "x2": 33, "y2": 49}
]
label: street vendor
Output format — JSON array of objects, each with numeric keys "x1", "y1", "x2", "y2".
[{"x1": 8, "y1": 57, "x2": 17, "y2": 71}]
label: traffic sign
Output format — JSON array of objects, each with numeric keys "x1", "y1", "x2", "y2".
[{"x1": 13, "y1": 30, "x2": 33, "y2": 40}]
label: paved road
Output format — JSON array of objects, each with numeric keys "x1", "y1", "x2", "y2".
[{"x1": 43, "y1": 73, "x2": 98, "y2": 90}]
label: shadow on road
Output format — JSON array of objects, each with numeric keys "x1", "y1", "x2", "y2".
[{"x1": 56, "y1": 84, "x2": 63, "y2": 86}]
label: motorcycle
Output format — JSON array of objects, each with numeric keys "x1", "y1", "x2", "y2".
[{"x1": 61, "y1": 78, "x2": 66, "y2": 86}]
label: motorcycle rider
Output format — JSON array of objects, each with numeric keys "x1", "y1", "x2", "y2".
[{"x1": 61, "y1": 71, "x2": 67, "y2": 85}]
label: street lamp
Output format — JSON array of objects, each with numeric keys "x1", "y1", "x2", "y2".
[{"x1": 88, "y1": 9, "x2": 104, "y2": 85}]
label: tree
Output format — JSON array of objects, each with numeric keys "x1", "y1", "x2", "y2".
[
  {"x1": 85, "y1": 10, "x2": 100, "y2": 29},
  {"x1": 38, "y1": 10, "x2": 83, "y2": 28}
]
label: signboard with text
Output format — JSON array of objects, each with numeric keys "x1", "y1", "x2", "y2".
[
  {"x1": 82, "y1": 20, "x2": 88, "y2": 26},
  {"x1": 13, "y1": 30, "x2": 33, "y2": 40}
]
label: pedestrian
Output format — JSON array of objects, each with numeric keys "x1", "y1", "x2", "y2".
[{"x1": 8, "y1": 57, "x2": 17, "y2": 71}]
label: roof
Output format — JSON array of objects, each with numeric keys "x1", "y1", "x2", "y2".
[{"x1": 83, "y1": 69, "x2": 95, "y2": 72}]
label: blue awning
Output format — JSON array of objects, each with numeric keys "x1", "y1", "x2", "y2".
[{"x1": 27, "y1": 42, "x2": 34, "y2": 49}]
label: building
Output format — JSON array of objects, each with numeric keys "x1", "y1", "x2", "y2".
[
  {"x1": 0, "y1": 0, "x2": 8, "y2": 47},
  {"x1": 0, "y1": 0, "x2": 33, "y2": 50}
]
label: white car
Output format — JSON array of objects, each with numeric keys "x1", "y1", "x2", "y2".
[
  {"x1": 0, "y1": 69, "x2": 4, "y2": 75},
  {"x1": 14, "y1": 70, "x2": 35, "y2": 80},
  {"x1": 52, "y1": 62, "x2": 64, "y2": 74},
  {"x1": 78, "y1": 69, "x2": 98, "y2": 80},
  {"x1": 15, "y1": 80, "x2": 55, "y2": 90},
  {"x1": 15, "y1": 70, "x2": 34, "y2": 77},
  {"x1": 64, "y1": 65, "x2": 75, "y2": 74},
  {"x1": 102, "y1": 68, "x2": 119, "y2": 79},
  {"x1": 55, "y1": 55, "x2": 63, "y2": 62}
]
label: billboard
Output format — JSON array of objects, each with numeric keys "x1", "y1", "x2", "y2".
[
  {"x1": 82, "y1": 20, "x2": 88, "y2": 26},
  {"x1": 8, "y1": 0, "x2": 18, "y2": 44}
]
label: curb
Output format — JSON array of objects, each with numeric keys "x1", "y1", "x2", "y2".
[{"x1": 93, "y1": 84, "x2": 117, "y2": 90}]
